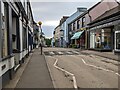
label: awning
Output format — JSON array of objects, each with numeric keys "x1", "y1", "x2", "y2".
[{"x1": 71, "y1": 31, "x2": 84, "y2": 40}]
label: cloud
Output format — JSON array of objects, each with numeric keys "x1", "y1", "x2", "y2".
[
  {"x1": 43, "y1": 20, "x2": 59, "y2": 26},
  {"x1": 31, "y1": 2, "x2": 100, "y2": 38}
]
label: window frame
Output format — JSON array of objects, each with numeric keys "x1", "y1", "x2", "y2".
[
  {"x1": 115, "y1": 31, "x2": 120, "y2": 51},
  {"x1": 82, "y1": 17, "x2": 85, "y2": 27}
]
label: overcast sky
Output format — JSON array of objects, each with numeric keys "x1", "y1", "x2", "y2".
[{"x1": 31, "y1": 1, "x2": 101, "y2": 38}]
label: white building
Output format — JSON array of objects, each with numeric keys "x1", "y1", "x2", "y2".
[{"x1": 0, "y1": 0, "x2": 34, "y2": 88}]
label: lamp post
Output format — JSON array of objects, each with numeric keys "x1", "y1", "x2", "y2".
[
  {"x1": 69, "y1": 31, "x2": 72, "y2": 47},
  {"x1": 38, "y1": 21, "x2": 43, "y2": 55}
]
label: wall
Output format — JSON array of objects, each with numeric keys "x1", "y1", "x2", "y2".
[{"x1": 0, "y1": 1, "x2": 2, "y2": 89}]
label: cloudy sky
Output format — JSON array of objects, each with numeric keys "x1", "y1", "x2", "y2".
[{"x1": 31, "y1": 1, "x2": 101, "y2": 38}]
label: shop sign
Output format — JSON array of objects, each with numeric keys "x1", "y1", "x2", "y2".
[
  {"x1": 90, "y1": 22, "x2": 113, "y2": 30},
  {"x1": 90, "y1": 20, "x2": 120, "y2": 31},
  {"x1": 80, "y1": 28, "x2": 86, "y2": 30}
]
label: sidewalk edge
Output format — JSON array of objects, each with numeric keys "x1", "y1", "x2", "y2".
[{"x1": 43, "y1": 53, "x2": 56, "y2": 88}]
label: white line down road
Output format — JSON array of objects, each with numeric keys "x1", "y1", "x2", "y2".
[
  {"x1": 81, "y1": 58, "x2": 120, "y2": 77},
  {"x1": 53, "y1": 57, "x2": 78, "y2": 89}
]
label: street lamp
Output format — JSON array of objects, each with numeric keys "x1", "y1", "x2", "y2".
[
  {"x1": 38, "y1": 21, "x2": 43, "y2": 55},
  {"x1": 68, "y1": 31, "x2": 73, "y2": 47}
]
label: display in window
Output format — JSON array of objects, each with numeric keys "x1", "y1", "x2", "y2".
[{"x1": 116, "y1": 33, "x2": 120, "y2": 50}]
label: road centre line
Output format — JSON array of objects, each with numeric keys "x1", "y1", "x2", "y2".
[{"x1": 52, "y1": 57, "x2": 78, "y2": 89}]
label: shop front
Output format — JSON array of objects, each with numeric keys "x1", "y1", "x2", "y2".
[
  {"x1": 71, "y1": 30, "x2": 85, "y2": 48},
  {"x1": 90, "y1": 27, "x2": 113, "y2": 51},
  {"x1": 88, "y1": 5, "x2": 120, "y2": 52},
  {"x1": 114, "y1": 24, "x2": 120, "y2": 53}
]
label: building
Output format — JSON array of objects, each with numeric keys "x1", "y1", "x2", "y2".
[
  {"x1": 54, "y1": 25, "x2": 61, "y2": 47},
  {"x1": 67, "y1": 8, "x2": 87, "y2": 48},
  {"x1": 0, "y1": 0, "x2": 34, "y2": 88},
  {"x1": 59, "y1": 16, "x2": 69, "y2": 47},
  {"x1": 53, "y1": 8, "x2": 87, "y2": 48},
  {"x1": 87, "y1": 0, "x2": 120, "y2": 52}
]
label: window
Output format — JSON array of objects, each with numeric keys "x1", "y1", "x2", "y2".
[
  {"x1": 101, "y1": 29, "x2": 111, "y2": 49},
  {"x1": 115, "y1": 31, "x2": 120, "y2": 50},
  {"x1": 73, "y1": 22, "x2": 75, "y2": 31},
  {"x1": 82, "y1": 17, "x2": 85, "y2": 27},
  {"x1": 23, "y1": 27, "x2": 27, "y2": 49},
  {"x1": 1, "y1": 2, "x2": 8, "y2": 58},
  {"x1": 77, "y1": 20, "x2": 80, "y2": 29}
]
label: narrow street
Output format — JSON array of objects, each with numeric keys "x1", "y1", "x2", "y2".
[
  {"x1": 44, "y1": 47, "x2": 119, "y2": 88},
  {"x1": 1, "y1": 0, "x2": 120, "y2": 89}
]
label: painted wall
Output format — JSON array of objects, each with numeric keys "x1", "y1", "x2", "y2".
[
  {"x1": 65, "y1": 8, "x2": 86, "y2": 43},
  {"x1": 61, "y1": 21, "x2": 67, "y2": 47}
]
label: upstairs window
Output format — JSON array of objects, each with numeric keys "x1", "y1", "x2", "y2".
[
  {"x1": 73, "y1": 22, "x2": 75, "y2": 31},
  {"x1": 82, "y1": 17, "x2": 85, "y2": 27},
  {"x1": 77, "y1": 20, "x2": 80, "y2": 29}
]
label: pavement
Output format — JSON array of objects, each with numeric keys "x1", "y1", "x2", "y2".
[{"x1": 15, "y1": 49, "x2": 54, "y2": 88}]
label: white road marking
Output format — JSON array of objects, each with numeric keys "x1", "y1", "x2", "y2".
[
  {"x1": 81, "y1": 58, "x2": 120, "y2": 77},
  {"x1": 58, "y1": 51, "x2": 63, "y2": 55},
  {"x1": 72, "y1": 51, "x2": 79, "y2": 54},
  {"x1": 115, "y1": 73, "x2": 120, "y2": 77},
  {"x1": 52, "y1": 57, "x2": 78, "y2": 89},
  {"x1": 66, "y1": 51, "x2": 72, "y2": 54},
  {"x1": 49, "y1": 51, "x2": 55, "y2": 55}
]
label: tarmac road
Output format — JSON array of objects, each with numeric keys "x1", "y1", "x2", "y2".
[{"x1": 44, "y1": 47, "x2": 119, "y2": 88}]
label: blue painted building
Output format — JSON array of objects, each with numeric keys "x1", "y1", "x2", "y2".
[{"x1": 63, "y1": 8, "x2": 87, "y2": 47}]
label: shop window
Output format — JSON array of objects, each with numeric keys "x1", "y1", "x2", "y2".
[
  {"x1": 1, "y1": 2, "x2": 8, "y2": 58},
  {"x1": 101, "y1": 29, "x2": 112, "y2": 49},
  {"x1": 115, "y1": 32, "x2": 120, "y2": 50},
  {"x1": 95, "y1": 30, "x2": 101, "y2": 48}
]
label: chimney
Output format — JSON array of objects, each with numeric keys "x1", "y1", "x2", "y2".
[{"x1": 77, "y1": 7, "x2": 87, "y2": 12}]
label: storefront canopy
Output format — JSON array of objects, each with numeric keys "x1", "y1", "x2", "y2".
[{"x1": 71, "y1": 31, "x2": 84, "y2": 40}]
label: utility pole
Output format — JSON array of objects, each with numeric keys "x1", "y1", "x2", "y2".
[{"x1": 38, "y1": 21, "x2": 43, "y2": 55}]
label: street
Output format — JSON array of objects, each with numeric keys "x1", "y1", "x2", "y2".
[{"x1": 44, "y1": 47, "x2": 119, "y2": 88}]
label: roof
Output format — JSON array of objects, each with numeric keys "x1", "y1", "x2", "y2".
[{"x1": 88, "y1": 5, "x2": 120, "y2": 25}]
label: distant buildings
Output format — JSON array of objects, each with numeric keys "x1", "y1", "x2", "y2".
[
  {"x1": 0, "y1": 0, "x2": 35, "y2": 88},
  {"x1": 53, "y1": 0, "x2": 120, "y2": 53}
]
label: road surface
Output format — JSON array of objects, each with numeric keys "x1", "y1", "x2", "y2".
[{"x1": 44, "y1": 47, "x2": 119, "y2": 88}]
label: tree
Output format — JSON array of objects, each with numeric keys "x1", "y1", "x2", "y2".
[{"x1": 45, "y1": 38, "x2": 52, "y2": 47}]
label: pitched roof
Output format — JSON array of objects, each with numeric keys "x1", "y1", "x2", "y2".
[{"x1": 89, "y1": 5, "x2": 120, "y2": 25}]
